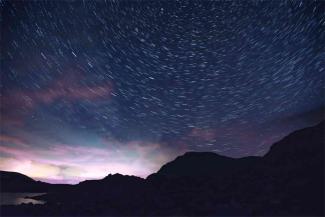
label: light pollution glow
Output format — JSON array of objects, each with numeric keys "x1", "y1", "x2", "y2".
[{"x1": 0, "y1": 137, "x2": 184, "y2": 184}]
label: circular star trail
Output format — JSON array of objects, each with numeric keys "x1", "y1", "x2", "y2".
[{"x1": 0, "y1": 0, "x2": 324, "y2": 183}]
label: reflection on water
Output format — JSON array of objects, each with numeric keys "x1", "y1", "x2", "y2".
[{"x1": 0, "y1": 193, "x2": 46, "y2": 205}]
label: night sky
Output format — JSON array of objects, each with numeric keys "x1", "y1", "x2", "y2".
[{"x1": 1, "y1": 0, "x2": 324, "y2": 184}]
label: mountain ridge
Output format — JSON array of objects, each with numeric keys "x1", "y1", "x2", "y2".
[
  {"x1": 1, "y1": 121, "x2": 324, "y2": 216},
  {"x1": 2, "y1": 121, "x2": 323, "y2": 187}
]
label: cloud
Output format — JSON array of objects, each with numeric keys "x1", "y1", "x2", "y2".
[
  {"x1": 276, "y1": 106, "x2": 325, "y2": 125},
  {"x1": 188, "y1": 128, "x2": 218, "y2": 141},
  {"x1": 0, "y1": 72, "x2": 113, "y2": 128},
  {"x1": 0, "y1": 135, "x2": 28, "y2": 147},
  {"x1": 1, "y1": 78, "x2": 113, "y2": 110},
  {"x1": 0, "y1": 138, "x2": 184, "y2": 184},
  {"x1": 0, "y1": 158, "x2": 61, "y2": 179}
]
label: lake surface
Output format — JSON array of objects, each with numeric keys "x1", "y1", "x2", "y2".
[{"x1": 0, "y1": 193, "x2": 46, "y2": 205}]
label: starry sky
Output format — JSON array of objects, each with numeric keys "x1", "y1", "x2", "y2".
[{"x1": 0, "y1": 0, "x2": 324, "y2": 184}]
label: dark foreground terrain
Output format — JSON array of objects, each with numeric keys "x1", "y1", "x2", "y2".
[{"x1": 1, "y1": 121, "x2": 324, "y2": 216}]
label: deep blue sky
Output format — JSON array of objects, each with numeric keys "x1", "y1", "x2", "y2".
[{"x1": 0, "y1": 0, "x2": 324, "y2": 183}]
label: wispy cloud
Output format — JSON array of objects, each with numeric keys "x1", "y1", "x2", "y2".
[
  {"x1": 1, "y1": 78, "x2": 113, "y2": 109},
  {"x1": 1, "y1": 72, "x2": 113, "y2": 128},
  {"x1": 0, "y1": 135, "x2": 29, "y2": 147},
  {"x1": 0, "y1": 137, "x2": 184, "y2": 183}
]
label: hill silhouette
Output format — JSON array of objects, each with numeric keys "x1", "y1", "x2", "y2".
[
  {"x1": 0, "y1": 171, "x2": 72, "y2": 193},
  {"x1": 1, "y1": 121, "x2": 324, "y2": 216}
]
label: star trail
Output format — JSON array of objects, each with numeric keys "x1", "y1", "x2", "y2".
[{"x1": 1, "y1": 0, "x2": 324, "y2": 183}]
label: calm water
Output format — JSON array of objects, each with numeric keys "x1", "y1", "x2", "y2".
[{"x1": 0, "y1": 193, "x2": 46, "y2": 205}]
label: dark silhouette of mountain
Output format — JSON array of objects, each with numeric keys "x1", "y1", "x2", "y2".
[
  {"x1": 148, "y1": 152, "x2": 260, "y2": 178},
  {"x1": 78, "y1": 173, "x2": 144, "y2": 189},
  {"x1": 151, "y1": 121, "x2": 324, "y2": 178},
  {"x1": 147, "y1": 121, "x2": 324, "y2": 216},
  {"x1": 0, "y1": 171, "x2": 72, "y2": 193},
  {"x1": 1, "y1": 121, "x2": 324, "y2": 216}
]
